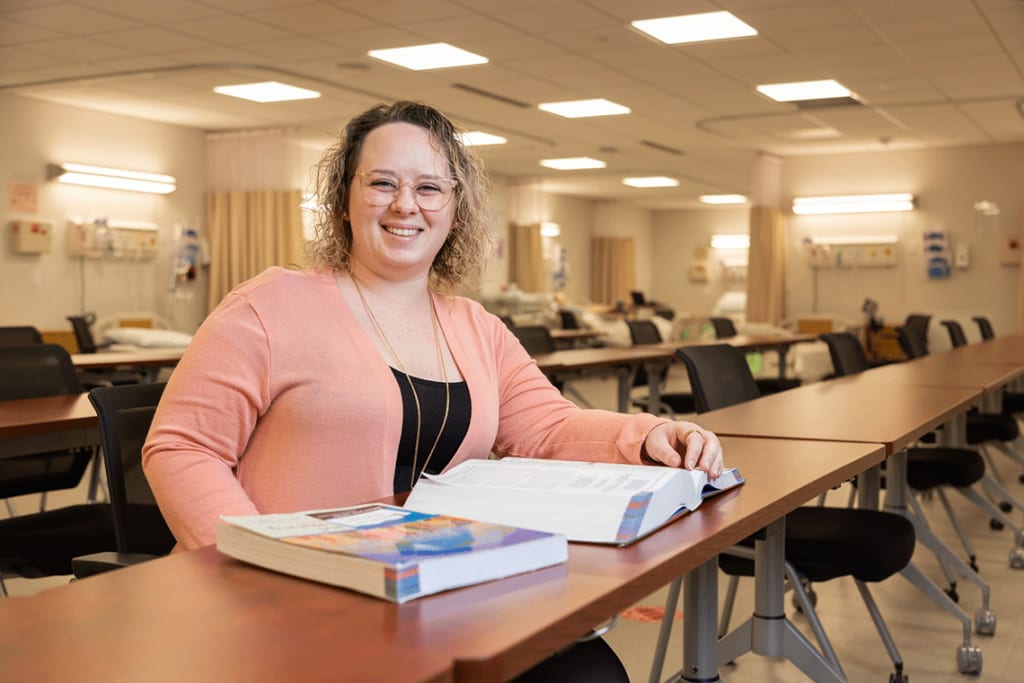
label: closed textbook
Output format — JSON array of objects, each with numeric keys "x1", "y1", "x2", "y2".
[
  {"x1": 216, "y1": 503, "x2": 568, "y2": 603},
  {"x1": 404, "y1": 458, "x2": 744, "y2": 545}
]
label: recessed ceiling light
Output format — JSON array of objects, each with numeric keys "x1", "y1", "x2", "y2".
[
  {"x1": 631, "y1": 11, "x2": 757, "y2": 45},
  {"x1": 538, "y1": 99, "x2": 630, "y2": 118},
  {"x1": 756, "y1": 79, "x2": 851, "y2": 103},
  {"x1": 540, "y1": 157, "x2": 607, "y2": 170},
  {"x1": 458, "y1": 131, "x2": 507, "y2": 146},
  {"x1": 700, "y1": 194, "x2": 748, "y2": 205},
  {"x1": 623, "y1": 176, "x2": 679, "y2": 188},
  {"x1": 213, "y1": 81, "x2": 320, "y2": 103},
  {"x1": 368, "y1": 43, "x2": 488, "y2": 71}
]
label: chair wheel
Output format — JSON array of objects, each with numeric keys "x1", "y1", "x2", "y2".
[
  {"x1": 975, "y1": 609, "x2": 996, "y2": 636},
  {"x1": 1000, "y1": 501, "x2": 1013, "y2": 513},
  {"x1": 969, "y1": 556, "x2": 979, "y2": 573},
  {"x1": 945, "y1": 585, "x2": 959, "y2": 603},
  {"x1": 889, "y1": 671, "x2": 908, "y2": 683},
  {"x1": 957, "y1": 644, "x2": 982, "y2": 674},
  {"x1": 991, "y1": 518, "x2": 1005, "y2": 531},
  {"x1": 1010, "y1": 547, "x2": 1024, "y2": 569}
]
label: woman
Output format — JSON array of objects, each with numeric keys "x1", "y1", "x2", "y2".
[{"x1": 143, "y1": 100, "x2": 723, "y2": 681}]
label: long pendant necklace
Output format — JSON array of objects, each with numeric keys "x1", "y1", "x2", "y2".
[{"x1": 351, "y1": 275, "x2": 451, "y2": 489}]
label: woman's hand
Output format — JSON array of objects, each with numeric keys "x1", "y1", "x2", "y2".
[{"x1": 642, "y1": 422, "x2": 724, "y2": 478}]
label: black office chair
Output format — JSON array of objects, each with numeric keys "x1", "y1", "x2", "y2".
[
  {"x1": 0, "y1": 344, "x2": 116, "y2": 596},
  {"x1": 650, "y1": 343, "x2": 915, "y2": 683},
  {"x1": 973, "y1": 316, "x2": 996, "y2": 341},
  {"x1": 708, "y1": 316, "x2": 800, "y2": 395},
  {"x1": 623, "y1": 319, "x2": 695, "y2": 417},
  {"x1": 509, "y1": 325, "x2": 593, "y2": 408},
  {"x1": 558, "y1": 310, "x2": 580, "y2": 330},
  {"x1": 0, "y1": 326, "x2": 43, "y2": 347},
  {"x1": 66, "y1": 313, "x2": 143, "y2": 387},
  {"x1": 72, "y1": 383, "x2": 176, "y2": 579},
  {"x1": 969, "y1": 316, "x2": 1024, "y2": 415},
  {"x1": 902, "y1": 313, "x2": 932, "y2": 355}
]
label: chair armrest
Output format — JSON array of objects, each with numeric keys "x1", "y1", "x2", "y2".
[{"x1": 72, "y1": 551, "x2": 160, "y2": 579}]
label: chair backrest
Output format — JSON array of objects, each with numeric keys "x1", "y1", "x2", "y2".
[
  {"x1": 629, "y1": 290, "x2": 647, "y2": 306},
  {"x1": 88, "y1": 383, "x2": 176, "y2": 556},
  {"x1": 0, "y1": 326, "x2": 43, "y2": 348},
  {"x1": 674, "y1": 344, "x2": 760, "y2": 412},
  {"x1": 0, "y1": 344, "x2": 93, "y2": 498},
  {"x1": 625, "y1": 319, "x2": 662, "y2": 345},
  {"x1": 896, "y1": 325, "x2": 928, "y2": 359},
  {"x1": 510, "y1": 325, "x2": 556, "y2": 355},
  {"x1": 558, "y1": 310, "x2": 580, "y2": 330},
  {"x1": 709, "y1": 317, "x2": 738, "y2": 339},
  {"x1": 973, "y1": 316, "x2": 995, "y2": 340},
  {"x1": 940, "y1": 320, "x2": 968, "y2": 348},
  {"x1": 902, "y1": 313, "x2": 931, "y2": 352},
  {"x1": 819, "y1": 332, "x2": 871, "y2": 376},
  {"x1": 66, "y1": 313, "x2": 99, "y2": 354}
]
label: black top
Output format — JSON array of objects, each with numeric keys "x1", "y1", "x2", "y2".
[{"x1": 390, "y1": 367, "x2": 471, "y2": 494}]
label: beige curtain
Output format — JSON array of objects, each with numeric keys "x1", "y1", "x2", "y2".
[
  {"x1": 591, "y1": 237, "x2": 635, "y2": 305},
  {"x1": 746, "y1": 206, "x2": 786, "y2": 325},
  {"x1": 508, "y1": 223, "x2": 545, "y2": 292},
  {"x1": 206, "y1": 189, "x2": 305, "y2": 311}
]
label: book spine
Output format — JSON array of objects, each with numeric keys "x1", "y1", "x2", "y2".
[
  {"x1": 384, "y1": 564, "x2": 421, "y2": 602},
  {"x1": 616, "y1": 491, "x2": 652, "y2": 543}
]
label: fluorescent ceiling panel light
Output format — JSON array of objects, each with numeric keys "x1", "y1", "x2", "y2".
[
  {"x1": 458, "y1": 131, "x2": 507, "y2": 146},
  {"x1": 48, "y1": 163, "x2": 176, "y2": 194},
  {"x1": 793, "y1": 193, "x2": 915, "y2": 215},
  {"x1": 540, "y1": 157, "x2": 606, "y2": 170},
  {"x1": 810, "y1": 235, "x2": 898, "y2": 245},
  {"x1": 700, "y1": 194, "x2": 747, "y2": 205},
  {"x1": 368, "y1": 43, "x2": 487, "y2": 70},
  {"x1": 631, "y1": 11, "x2": 757, "y2": 44},
  {"x1": 538, "y1": 98, "x2": 630, "y2": 118},
  {"x1": 622, "y1": 176, "x2": 679, "y2": 188},
  {"x1": 756, "y1": 79, "x2": 850, "y2": 103},
  {"x1": 710, "y1": 234, "x2": 750, "y2": 249},
  {"x1": 213, "y1": 81, "x2": 320, "y2": 103}
]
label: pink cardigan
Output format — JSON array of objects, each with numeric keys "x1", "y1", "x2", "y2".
[{"x1": 143, "y1": 268, "x2": 668, "y2": 549}]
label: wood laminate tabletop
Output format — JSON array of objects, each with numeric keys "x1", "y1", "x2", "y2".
[
  {"x1": 0, "y1": 436, "x2": 883, "y2": 683},
  {"x1": 71, "y1": 347, "x2": 185, "y2": 369}
]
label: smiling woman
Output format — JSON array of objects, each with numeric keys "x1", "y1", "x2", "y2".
[{"x1": 142, "y1": 101, "x2": 724, "y2": 683}]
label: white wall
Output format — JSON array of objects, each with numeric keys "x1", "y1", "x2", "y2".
[{"x1": 1, "y1": 93, "x2": 206, "y2": 334}]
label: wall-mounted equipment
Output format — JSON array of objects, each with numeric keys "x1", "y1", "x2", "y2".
[
  {"x1": 806, "y1": 234, "x2": 899, "y2": 268},
  {"x1": 923, "y1": 230, "x2": 951, "y2": 279},
  {"x1": 793, "y1": 193, "x2": 914, "y2": 215},
  {"x1": 10, "y1": 220, "x2": 53, "y2": 254},
  {"x1": 47, "y1": 163, "x2": 177, "y2": 194},
  {"x1": 67, "y1": 217, "x2": 159, "y2": 259}
]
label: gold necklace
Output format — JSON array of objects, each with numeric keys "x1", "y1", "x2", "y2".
[{"x1": 350, "y1": 275, "x2": 451, "y2": 489}]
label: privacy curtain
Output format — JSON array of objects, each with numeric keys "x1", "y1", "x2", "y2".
[
  {"x1": 205, "y1": 189, "x2": 305, "y2": 311},
  {"x1": 746, "y1": 206, "x2": 786, "y2": 325},
  {"x1": 591, "y1": 237, "x2": 635, "y2": 305},
  {"x1": 508, "y1": 222, "x2": 545, "y2": 292}
]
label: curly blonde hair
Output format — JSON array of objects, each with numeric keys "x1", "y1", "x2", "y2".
[{"x1": 307, "y1": 101, "x2": 492, "y2": 293}]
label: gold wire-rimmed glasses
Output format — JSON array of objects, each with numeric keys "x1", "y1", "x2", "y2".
[{"x1": 354, "y1": 172, "x2": 458, "y2": 211}]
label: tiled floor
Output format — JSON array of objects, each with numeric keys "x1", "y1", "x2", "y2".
[{"x1": 7, "y1": 368, "x2": 1024, "y2": 682}]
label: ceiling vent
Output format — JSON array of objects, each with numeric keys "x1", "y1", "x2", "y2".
[
  {"x1": 451, "y1": 83, "x2": 529, "y2": 108},
  {"x1": 640, "y1": 140, "x2": 685, "y2": 155}
]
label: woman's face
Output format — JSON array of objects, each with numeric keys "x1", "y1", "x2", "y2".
[{"x1": 347, "y1": 122, "x2": 455, "y2": 281}]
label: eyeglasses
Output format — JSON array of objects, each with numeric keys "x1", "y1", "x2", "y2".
[{"x1": 354, "y1": 172, "x2": 458, "y2": 211}]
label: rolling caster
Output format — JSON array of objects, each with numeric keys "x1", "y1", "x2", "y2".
[
  {"x1": 945, "y1": 582, "x2": 959, "y2": 603},
  {"x1": 969, "y1": 555, "x2": 979, "y2": 573},
  {"x1": 1000, "y1": 501, "x2": 1013, "y2": 512},
  {"x1": 975, "y1": 609, "x2": 996, "y2": 636},
  {"x1": 991, "y1": 518, "x2": 1004, "y2": 531},
  {"x1": 1010, "y1": 546, "x2": 1024, "y2": 569},
  {"x1": 888, "y1": 665, "x2": 908, "y2": 683},
  {"x1": 791, "y1": 585, "x2": 817, "y2": 613},
  {"x1": 956, "y1": 644, "x2": 982, "y2": 675}
]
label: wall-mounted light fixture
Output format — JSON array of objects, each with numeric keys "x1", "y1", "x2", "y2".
[
  {"x1": 810, "y1": 235, "x2": 898, "y2": 246},
  {"x1": 792, "y1": 193, "x2": 914, "y2": 215},
  {"x1": 47, "y1": 163, "x2": 177, "y2": 194},
  {"x1": 710, "y1": 233, "x2": 750, "y2": 249},
  {"x1": 540, "y1": 221, "x2": 561, "y2": 237}
]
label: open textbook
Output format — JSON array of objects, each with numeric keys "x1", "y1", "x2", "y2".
[
  {"x1": 216, "y1": 503, "x2": 567, "y2": 603},
  {"x1": 404, "y1": 458, "x2": 744, "y2": 545}
]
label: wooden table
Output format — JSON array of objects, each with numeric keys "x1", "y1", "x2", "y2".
[
  {"x1": 548, "y1": 328, "x2": 604, "y2": 349},
  {"x1": 0, "y1": 437, "x2": 883, "y2": 683},
  {"x1": 71, "y1": 348, "x2": 185, "y2": 369},
  {"x1": 532, "y1": 346, "x2": 677, "y2": 412},
  {"x1": 0, "y1": 393, "x2": 98, "y2": 460}
]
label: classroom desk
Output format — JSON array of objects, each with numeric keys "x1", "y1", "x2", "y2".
[
  {"x1": 648, "y1": 332, "x2": 820, "y2": 381},
  {"x1": 0, "y1": 393, "x2": 98, "y2": 460},
  {"x1": 0, "y1": 437, "x2": 883, "y2": 683},
  {"x1": 532, "y1": 346, "x2": 677, "y2": 412},
  {"x1": 548, "y1": 328, "x2": 604, "y2": 349},
  {"x1": 693, "y1": 373, "x2": 991, "y2": 674}
]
